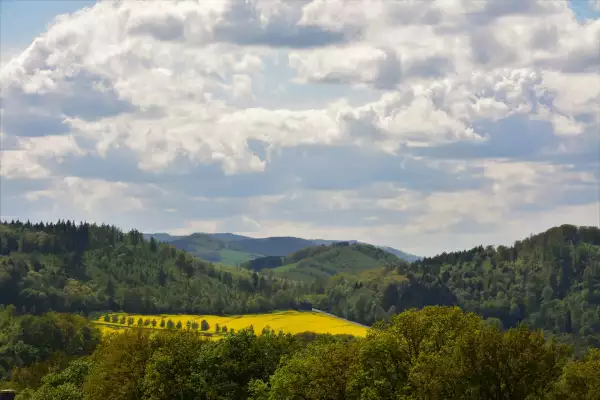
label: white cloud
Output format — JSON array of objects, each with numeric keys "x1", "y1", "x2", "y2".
[{"x1": 1, "y1": 0, "x2": 598, "y2": 255}]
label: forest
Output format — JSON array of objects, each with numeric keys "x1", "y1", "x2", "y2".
[
  {"x1": 1, "y1": 220, "x2": 600, "y2": 350},
  {"x1": 1, "y1": 220, "x2": 600, "y2": 397},
  {"x1": 310, "y1": 225, "x2": 600, "y2": 351},
  {"x1": 0, "y1": 220, "x2": 312, "y2": 316},
  {"x1": 1, "y1": 306, "x2": 598, "y2": 399}
]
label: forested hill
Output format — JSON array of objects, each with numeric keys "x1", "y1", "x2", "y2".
[
  {"x1": 0, "y1": 220, "x2": 311, "y2": 316},
  {"x1": 242, "y1": 242, "x2": 403, "y2": 283},
  {"x1": 301, "y1": 225, "x2": 600, "y2": 351}
]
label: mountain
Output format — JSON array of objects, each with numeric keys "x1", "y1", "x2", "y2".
[
  {"x1": 0, "y1": 221, "x2": 310, "y2": 316},
  {"x1": 144, "y1": 232, "x2": 419, "y2": 264},
  {"x1": 242, "y1": 242, "x2": 403, "y2": 283}
]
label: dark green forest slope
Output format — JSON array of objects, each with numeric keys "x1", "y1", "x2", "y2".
[
  {"x1": 0, "y1": 221, "x2": 311, "y2": 316},
  {"x1": 5, "y1": 307, "x2": 600, "y2": 400},
  {"x1": 313, "y1": 225, "x2": 600, "y2": 350}
]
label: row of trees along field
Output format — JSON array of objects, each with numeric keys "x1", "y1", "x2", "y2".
[
  {"x1": 0, "y1": 220, "x2": 312, "y2": 316},
  {"x1": 102, "y1": 314, "x2": 232, "y2": 333},
  {"x1": 2, "y1": 306, "x2": 598, "y2": 400}
]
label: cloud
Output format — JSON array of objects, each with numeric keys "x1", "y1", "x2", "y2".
[{"x1": 0, "y1": 0, "x2": 598, "y2": 255}]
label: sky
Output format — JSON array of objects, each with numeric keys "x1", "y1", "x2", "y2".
[{"x1": 0, "y1": 0, "x2": 599, "y2": 257}]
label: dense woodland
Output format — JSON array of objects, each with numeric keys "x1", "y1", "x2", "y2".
[
  {"x1": 2, "y1": 306, "x2": 599, "y2": 399},
  {"x1": 0, "y1": 220, "x2": 311, "y2": 316},
  {"x1": 311, "y1": 225, "x2": 600, "y2": 351},
  {"x1": 1, "y1": 220, "x2": 600, "y2": 396},
  {"x1": 2, "y1": 220, "x2": 600, "y2": 350}
]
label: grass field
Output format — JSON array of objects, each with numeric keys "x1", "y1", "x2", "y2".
[
  {"x1": 218, "y1": 248, "x2": 261, "y2": 265},
  {"x1": 92, "y1": 310, "x2": 368, "y2": 338}
]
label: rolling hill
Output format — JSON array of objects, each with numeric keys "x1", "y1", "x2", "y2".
[
  {"x1": 242, "y1": 242, "x2": 404, "y2": 283},
  {"x1": 143, "y1": 232, "x2": 419, "y2": 265},
  {"x1": 0, "y1": 221, "x2": 310, "y2": 316}
]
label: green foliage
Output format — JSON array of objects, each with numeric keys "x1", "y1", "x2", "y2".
[
  {"x1": 311, "y1": 224, "x2": 600, "y2": 349},
  {"x1": 551, "y1": 348, "x2": 600, "y2": 399},
  {"x1": 83, "y1": 330, "x2": 155, "y2": 400},
  {"x1": 268, "y1": 339, "x2": 359, "y2": 399},
  {"x1": 14, "y1": 307, "x2": 597, "y2": 400},
  {"x1": 15, "y1": 358, "x2": 92, "y2": 400},
  {"x1": 0, "y1": 220, "x2": 311, "y2": 317},
  {"x1": 175, "y1": 321, "x2": 182, "y2": 330},
  {"x1": 200, "y1": 320, "x2": 209, "y2": 331},
  {"x1": 254, "y1": 242, "x2": 403, "y2": 283},
  {"x1": 166, "y1": 320, "x2": 174, "y2": 330},
  {"x1": 0, "y1": 310, "x2": 100, "y2": 381}
]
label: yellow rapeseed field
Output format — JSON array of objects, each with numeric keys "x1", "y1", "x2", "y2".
[{"x1": 92, "y1": 310, "x2": 367, "y2": 338}]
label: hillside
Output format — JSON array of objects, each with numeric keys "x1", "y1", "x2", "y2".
[
  {"x1": 242, "y1": 242, "x2": 403, "y2": 283},
  {"x1": 0, "y1": 221, "x2": 310, "y2": 316},
  {"x1": 313, "y1": 224, "x2": 600, "y2": 350},
  {"x1": 144, "y1": 232, "x2": 419, "y2": 264}
]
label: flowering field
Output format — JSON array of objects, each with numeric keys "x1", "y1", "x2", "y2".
[{"x1": 92, "y1": 310, "x2": 367, "y2": 338}]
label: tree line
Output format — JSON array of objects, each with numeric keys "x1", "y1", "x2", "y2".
[
  {"x1": 4, "y1": 306, "x2": 599, "y2": 399},
  {"x1": 101, "y1": 314, "x2": 231, "y2": 334}
]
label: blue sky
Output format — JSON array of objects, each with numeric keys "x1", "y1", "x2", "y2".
[
  {"x1": 1, "y1": 0, "x2": 96, "y2": 50},
  {"x1": 1, "y1": 0, "x2": 599, "y2": 256}
]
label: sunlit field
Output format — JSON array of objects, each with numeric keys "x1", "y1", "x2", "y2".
[{"x1": 92, "y1": 310, "x2": 368, "y2": 338}]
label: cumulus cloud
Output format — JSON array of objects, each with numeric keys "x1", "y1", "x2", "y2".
[{"x1": 1, "y1": 0, "x2": 598, "y2": 255}]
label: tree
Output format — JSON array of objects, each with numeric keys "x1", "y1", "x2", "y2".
[
  {"x1": 552, "y1": 348, "x2": 600, "y2": 399},
  {"x1": 222, "y1": 326, "x2": 228, "y2": 333},
  {"x1": 200, "y1": 320, "x2": 210, "y2": 331},
  {"x1": 111, "y1": 315, "x2": 118, "y2": 323},
  {"x1": 176, "y1": 321, "x2": 182, "y2": 329},
  {"x1": 191, "y1": 321, "x2": 199, "y2": 330},
  {"x1": 83, "y1": 330, "x2": 154, "y2": 400},
  {"x1": 166, "y1": 320, "x2": 174, "y2": 329},
  {"x1": 103, "y1": 314, "x2": 110, "y2": 323},
  {"x1": 160, "y1": 319, "x2": 165, "y2": 328},
  {"x1": 186, "y1": 320, "x2": 191, "y2": 330},
  {"x1": 151, "y1": 319, "x2": 157, "y2": 328},
  {"x1": 137, "y1": 318, "x2": 143, "y2": 327},
  {"x1": 269, "y1": 340, "x2": 360, "y2": 399},
  {"x1": 215, "y1": 323, "x2": 220, "y2": 333},
  {"x1": 119, "y1": 316, "x2": 126, "y2": 325}
]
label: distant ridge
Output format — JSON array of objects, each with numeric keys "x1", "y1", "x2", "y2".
[{"x1": 143, "y1": 232, "x2": 420, "y2": 264}]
